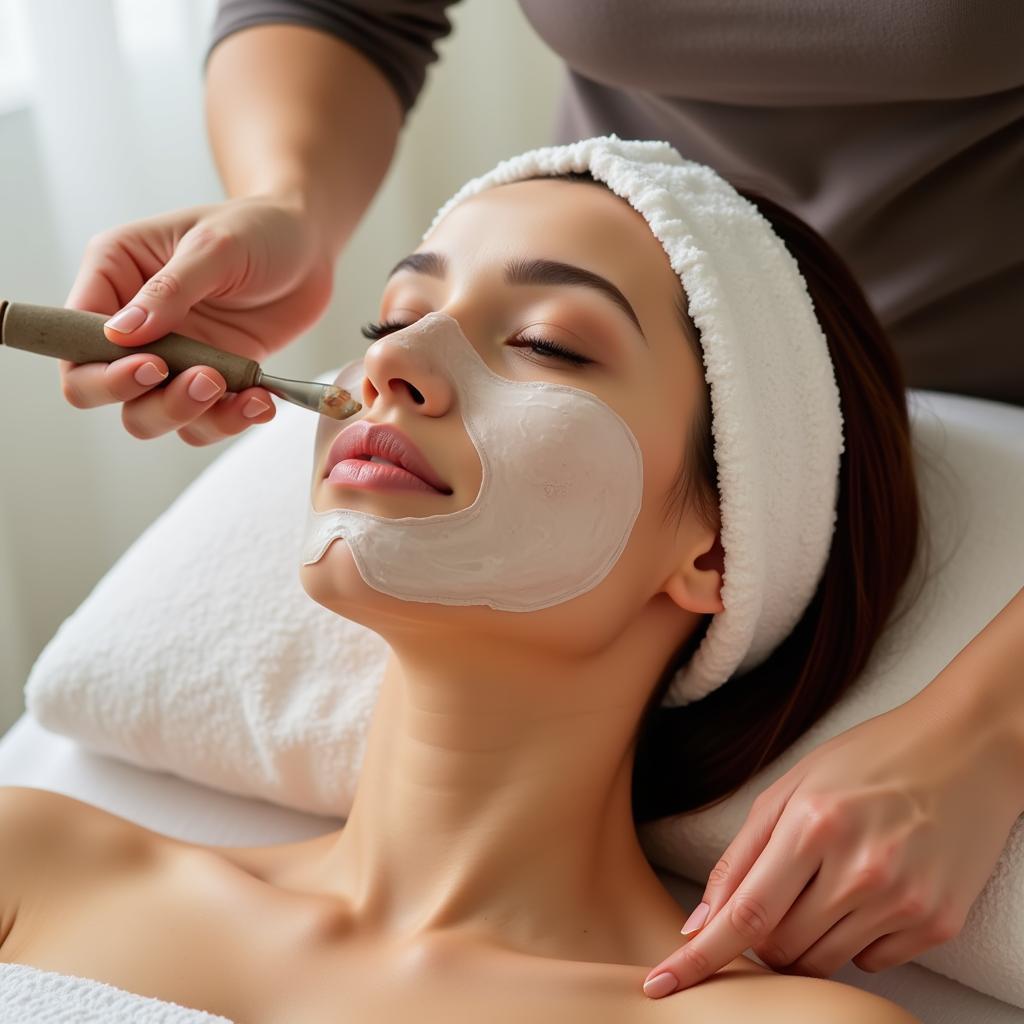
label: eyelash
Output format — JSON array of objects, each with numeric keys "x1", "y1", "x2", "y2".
[{"x1": 359, "y1": 318, "x2": 592, "y2": 366}]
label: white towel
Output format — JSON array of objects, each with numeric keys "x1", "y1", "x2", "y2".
[
  {"x1": 23, "y1": 387, "x2": 1024, "y2": 1007},
  {"x1": 0, "y1": 964, "x2": 233, "y2": 1023}
]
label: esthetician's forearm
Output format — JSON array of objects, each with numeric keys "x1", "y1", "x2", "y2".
[
  {"x1": 911, "y1": 585, "x2": 1024, "y2": 810},
  {"x1": 204, "y1": 23, "x2": 404, "y2": 262}
]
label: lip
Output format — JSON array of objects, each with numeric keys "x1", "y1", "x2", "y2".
[{"x1": 323, "y1": 420, "x2": 452, "y2": 495}]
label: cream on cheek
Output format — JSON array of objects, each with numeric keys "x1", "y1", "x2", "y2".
[{"x1": 301, "y1": 311, "x2": 645, "y2": 612}]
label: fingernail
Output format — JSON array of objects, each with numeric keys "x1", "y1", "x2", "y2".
[
  {"x1": 105, "y1": 305, "x2": 147, "y2": 333},
  {"x1": 134, "y1": 362, "x2": 168, "y2": 387},
  {"x1": 188, "y1": 372, "x2": 222, "y2": 402},
  {"x1": 643, "y1": 971, "x2": 678, "y2": 998},
  {"x1": 241, "y1": 396, "x2": 270, "y2": 418},
  {"x1": 681, "y1": 902, "x2": 710, "y2": 936}
]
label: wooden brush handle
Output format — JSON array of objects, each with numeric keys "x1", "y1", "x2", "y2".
[{"x1": 0, "y1": 300, "x2": 261, "y2": 392}]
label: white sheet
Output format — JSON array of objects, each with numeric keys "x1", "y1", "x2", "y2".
[{"x1": 1, "y1": 713, "x2": 1021, "y2": 1023}]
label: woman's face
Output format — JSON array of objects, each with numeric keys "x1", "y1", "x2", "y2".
[{"x1": 300, "y1": 177, "x2": 723, "y2": 659}]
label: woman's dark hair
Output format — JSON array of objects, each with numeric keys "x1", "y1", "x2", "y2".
[{"x1": 526, "y1": 170, "x2": 923, "y2": 824}]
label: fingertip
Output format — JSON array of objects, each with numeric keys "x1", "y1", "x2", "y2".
[
  {"x1": 240, "y1": 392, "x2": 274, "y2": 420},
  {"x1": 642, "y1": 971, "x2": 679, "y2": 999},
  {"x1": 103, "y1": 304, "x2": 150, "y2": 338},
  {"x1": 681, "y1": 902, "x2": 712, "y2": 937},
  {"x1": 187, "y1": 367, "x2": 226, "y2": 403},
  {"x1": 131, "y1": 359, "x2": 170, "y2": 388}
]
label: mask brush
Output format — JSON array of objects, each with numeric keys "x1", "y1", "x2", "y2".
[{"x1": 0, "y1": 300, "x2": 361, "y2": 420}]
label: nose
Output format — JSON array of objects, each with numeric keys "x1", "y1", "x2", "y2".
[{"x1": 360, "y1": 323, "x2": 455, "y2": 417}]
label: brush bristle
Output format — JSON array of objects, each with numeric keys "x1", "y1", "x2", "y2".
[{"x1": 318, "y1": 385, "x2": 362, "y2": 420}]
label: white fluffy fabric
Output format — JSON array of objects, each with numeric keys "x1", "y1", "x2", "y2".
[
  {"x1": 424, "y1": 135, "x2": 846, "y2": 707},
  {"x1": 0, "y1": 964, "x2": 232, "y2": 1023}
]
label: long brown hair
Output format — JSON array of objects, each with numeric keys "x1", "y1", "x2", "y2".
[
  {"x1": 527, "y1": 170, "x2": 924, "y2": 823},
  {"x1": 630, "y1": 184, "x2": 921, "y2": 823}
]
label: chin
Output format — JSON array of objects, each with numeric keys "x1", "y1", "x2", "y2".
[
  {"x1": 296, "y1": 537, "x2": 469, "y2": 637},
  {"x1": 299, "y1": 537, "x2": 385, "y2": 623}
]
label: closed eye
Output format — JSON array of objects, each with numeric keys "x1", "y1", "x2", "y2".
[
  {"x1": 360, "y1": 319, "x2": 592, "y2": 366},
  {"x1": 360, "y1": 318, "x2": 415, "y2": 341}
]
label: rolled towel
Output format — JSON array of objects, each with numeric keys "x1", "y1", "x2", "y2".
[{"x1": 0, "y1": 963, "x2": 233, "y2": 1023}]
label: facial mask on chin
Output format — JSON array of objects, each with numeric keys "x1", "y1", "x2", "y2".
[{"x1": 301, "y1": 312, "x2": 644, "y2": 612}]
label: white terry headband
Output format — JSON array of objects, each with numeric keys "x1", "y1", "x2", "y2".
[{"x1": 426, "y1": 134, "x2": 846, "y2": 709}]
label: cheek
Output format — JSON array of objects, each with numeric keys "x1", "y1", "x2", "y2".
[
  {"x1": 614, "y1": 418, "x2": 691, "y2": 575},
  {"x1": 519, "y1": 430, "x2": 690, "y2": 651},
  {"x1": 634, "y1": 406, "x2": 689, "y2": 513}
]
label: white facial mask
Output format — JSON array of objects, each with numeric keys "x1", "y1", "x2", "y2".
[{"x1": 301, "y1": 312, "x2": 644, "y2": 612}]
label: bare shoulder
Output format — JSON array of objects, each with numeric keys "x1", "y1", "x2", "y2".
[
  {"x1": 0, "y1": 786, "x2": 95, "y2": 877},
  {"x1": 612, "y1": 967, "x2": 921, "y2": 1024},
  {"x1": 518, "y1": 953, "x2": 917, "y2": 1024},
  {"x1": 676, "y1": 970, "x2": 922, "y2": 1024},
  {"x1": 0, "y1": 785, "x2": 153, "y2": 860},
  {"x1": 781, "y1": 974, "x2": 921, "y2": 1023},
  {"x1": 0, "y1": 786, "x2": 155, "y2": 951}
]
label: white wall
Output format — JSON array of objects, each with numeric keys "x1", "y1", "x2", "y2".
[{"x1": 0, "y1": 1, "x2": 563, "y2": 734}]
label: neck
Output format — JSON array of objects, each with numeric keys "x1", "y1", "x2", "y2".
[{"x1": 305, "y1": 610, "x2": 691, "y2": 966}]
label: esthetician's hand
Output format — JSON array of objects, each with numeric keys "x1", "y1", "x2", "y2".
[
  {"x1": 61, "y1": 193, "x2": 335, "y2": 446},
  {"x1": 642, "y1": 686, "x2": 1023, "y2": 998}
]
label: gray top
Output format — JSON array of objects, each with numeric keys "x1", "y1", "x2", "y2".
[{"x1": 206, "y1": 1, "x2": 1024, "y2": 405}]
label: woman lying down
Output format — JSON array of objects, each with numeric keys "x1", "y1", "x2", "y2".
[{"x1": 0, "y1": 137, "x2": 923, "y2": 1023}]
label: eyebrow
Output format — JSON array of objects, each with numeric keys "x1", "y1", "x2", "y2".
[{"x1": 385, "y1": 251, "x2": 648, "y2": 345}]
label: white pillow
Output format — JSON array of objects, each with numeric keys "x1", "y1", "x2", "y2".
[
  {"x1": 27, "y1": 368, "x2": 390, "y2": 820},
  {"x1": 24, "y1": 382, "x2": 1024, "y2": 1006}
]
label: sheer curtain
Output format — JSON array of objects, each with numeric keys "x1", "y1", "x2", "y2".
[{"x1": 0, "y1": 0, "x2": 562, "y2": 731}]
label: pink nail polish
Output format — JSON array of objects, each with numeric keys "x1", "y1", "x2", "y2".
[
  {"x1": 188, "y1": 372, "x2": 222, "y2": 403},
  {"x1": 105, "y1": 304, "x2": 147, "y2": 333},
  {"x1": 242, "y1": 396, "x2": 271, "y2": 418},
  {"x1": 643, "y1": 971, "x2": 678, "y2": 998},
  {"x1": 134, "y1": 362, "x2": 167, "y2": 386},
  {"x1": 681, "y1": 902, "x2": 710, "y2": 936}
]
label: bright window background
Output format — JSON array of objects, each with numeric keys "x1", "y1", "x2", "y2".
[
  {"x1": 0, "y1": 0, "x2": 31, "y2": 113},
  {"x1": 0, "y1": 0, "x2": 562, "y2": 731}
]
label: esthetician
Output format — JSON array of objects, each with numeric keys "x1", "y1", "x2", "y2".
[{"x1": 58, "y1": 1, "x2": 1024, "y2": 1000}]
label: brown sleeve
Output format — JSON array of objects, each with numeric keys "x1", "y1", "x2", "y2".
[{"x1": 203, "y1": 0, "x2": 462, "y2": 120}]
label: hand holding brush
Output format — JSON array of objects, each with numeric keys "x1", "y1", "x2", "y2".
[{"x1": 32, "y1": 195, "x2": 361, "y2": 444}]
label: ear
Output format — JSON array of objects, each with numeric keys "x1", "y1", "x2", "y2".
[{"x1": 663, "y1": 526, "x2": 725, "y2": 615}]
